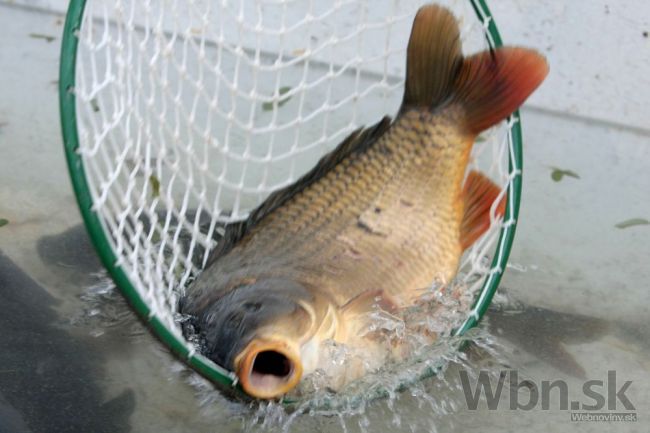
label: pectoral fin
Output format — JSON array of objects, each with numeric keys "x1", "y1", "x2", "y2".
[
  {"x1": 339, "y1": 290, "x2": 399, "y2": 339},
  {"x1": 460, "y1": 171, "x2": 506, "y2": 251},
  {"x1": 341, "y1": 289, "x2": 399, "y2": 316}
]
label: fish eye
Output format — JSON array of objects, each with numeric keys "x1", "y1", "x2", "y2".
[{"x1": 242, "y1": 301, "x2": 262, "y2": 312}]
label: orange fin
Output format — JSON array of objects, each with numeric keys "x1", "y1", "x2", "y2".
[
  {"x1": 401, "y1": 4, "x2": 548, "y2": 134},
  {"x1": 460, "y1": 171, "x2": 506, "y2": 251},
  {"x1": 456, "y1": 48, "x2": 549, "y2": 134}
]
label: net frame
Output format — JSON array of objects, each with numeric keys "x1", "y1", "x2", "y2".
[{"x1": 59, "y1": 0, "x2": 523, "y2": 400}]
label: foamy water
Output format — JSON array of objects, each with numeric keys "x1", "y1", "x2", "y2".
[{"x1": 75, "y1": 275, "x2": 515, "y2": 433}]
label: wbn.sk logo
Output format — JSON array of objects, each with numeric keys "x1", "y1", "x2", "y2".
[{"x1": 459, "y1": 370, "x2": 637, "y2": 422}]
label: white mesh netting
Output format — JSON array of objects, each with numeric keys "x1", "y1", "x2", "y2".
[{"x1": 69, "y1": 0, "x2": 517, "y2": 376}]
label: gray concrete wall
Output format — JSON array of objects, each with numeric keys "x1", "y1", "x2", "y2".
[{"x1": 3, "y1": 0, "x2": 649, "y2": 132}]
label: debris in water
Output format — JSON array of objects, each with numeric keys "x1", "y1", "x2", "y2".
[
  {"x1": 90, "y1": 98, "x2": 100, "y2": 113},
  {"x1": 615, "y1": 218, "x2": 650, "y2": 229},
  {"x1": 550, "y1": 167, "x2": 580, "y2": 182},
  {"x1": 262, "y1": 86, "x2": 292, "y2": 111},
  {"x1": 29, "y1": 33, "x2": 56, "y2": 42},
  {"x1": 148, "y1": 174, "x2": 161, "y2": 199}
]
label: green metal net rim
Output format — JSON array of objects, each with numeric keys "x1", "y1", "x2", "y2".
[
  {"x1": 59, "y1": 0, "x2": 521, "y2": 404},
  {"x1": 58, "y1": 0, "x2": 237, "y2": 392}
]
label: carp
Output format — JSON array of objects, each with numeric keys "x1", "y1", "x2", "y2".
[{"x1": 180, "y1": 4, "x2": 548, "y2": 399}]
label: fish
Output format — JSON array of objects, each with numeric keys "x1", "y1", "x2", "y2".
[{"x1": 180, "y1": 4, "x2": 548, "y2": 399}]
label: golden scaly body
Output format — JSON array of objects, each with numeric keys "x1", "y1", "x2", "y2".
[{"x1": 217, "y1": 108, "x2": 470, "y2": 308}]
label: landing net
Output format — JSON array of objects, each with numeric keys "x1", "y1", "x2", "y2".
[{"x1": 60, "y1": 0, "x2": 522, "y2": 398}]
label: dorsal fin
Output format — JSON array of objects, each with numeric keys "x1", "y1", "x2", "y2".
[
  {"x1": 402, "y1": 4, "x2": 462, "y2": 108},
  {"x1": 207, "y1": 116, "x2": 392, "y2": 264}
]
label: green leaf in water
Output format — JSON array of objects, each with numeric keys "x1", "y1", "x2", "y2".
[
  {"x1": 262, "y1": 86, "x2": 292, "y2": 111},
  {"x1": 0, "y1": 218, "x2": 8, "y2": 228},
  {"x1": 550, "y1": 167, "x2": 580, "y2": 182},
  {"x1": 149, "y1": 174, "x2": 161, "y2": 198},
  {"x1": 615, "y1": 218, "x2": 650, "y2": 229},
  {"x1": 29, "y1": 33, "x2": 56, "y2": 43}
]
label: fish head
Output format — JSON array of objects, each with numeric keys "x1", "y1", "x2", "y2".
[{"x1": 186, "y1": 277, "x2": 329, "y2": 399}]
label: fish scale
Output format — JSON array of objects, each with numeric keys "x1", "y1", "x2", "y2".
[
  {"x1": 215, "y1": 109, "x2": 470, "y2": 309},
  {"x1": 302, "y1": 111, "x2": 469, "y2": 305}
]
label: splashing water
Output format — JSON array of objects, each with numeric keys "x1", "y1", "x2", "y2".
[
  {"x1": 72, "y1": 272, "x2": 146, "y2": 338},
  {"x1": 76, "y1": 271, "x2": 518, "y2": 432},
  {"x1": 178, "y1": 279, "x2": 518, "y2": 433},
  {"x1": 231, "y1": 328, "x2": 512, "y2": 433},
  {"x1": 279, "y1": 280, "x2": 477, "y2": 402},
  {"x1": 74, "y1": 254, "x2": 520, "y2": 433}
]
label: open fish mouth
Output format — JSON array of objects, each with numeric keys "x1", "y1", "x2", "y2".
[{"x1": 235, "y1": 339, "x2": 303, "y2": 399}]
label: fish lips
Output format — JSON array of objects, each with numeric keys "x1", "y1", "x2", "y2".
[
  {"x1": 234, "y1": 337, "x2": 304, "y2": 399},
  {"x1": 182, "y1": 278, "x2": 313, "y2": 371}
]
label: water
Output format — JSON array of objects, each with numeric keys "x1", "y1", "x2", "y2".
[
  {"x1": 70, "y1": 273, "x2": 515, "y2": 432},
  {"x1": 1, "y1": 3, "x2": 649, "y2": 432}
]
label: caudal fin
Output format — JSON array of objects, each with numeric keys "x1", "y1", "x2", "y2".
[{"x1": 402, "y1": 5, "x2": 548, "y2": 134}]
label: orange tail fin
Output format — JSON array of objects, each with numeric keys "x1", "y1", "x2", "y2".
[{"x1": 402, "y1": 4, "x2": 549, "y2": 134}]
